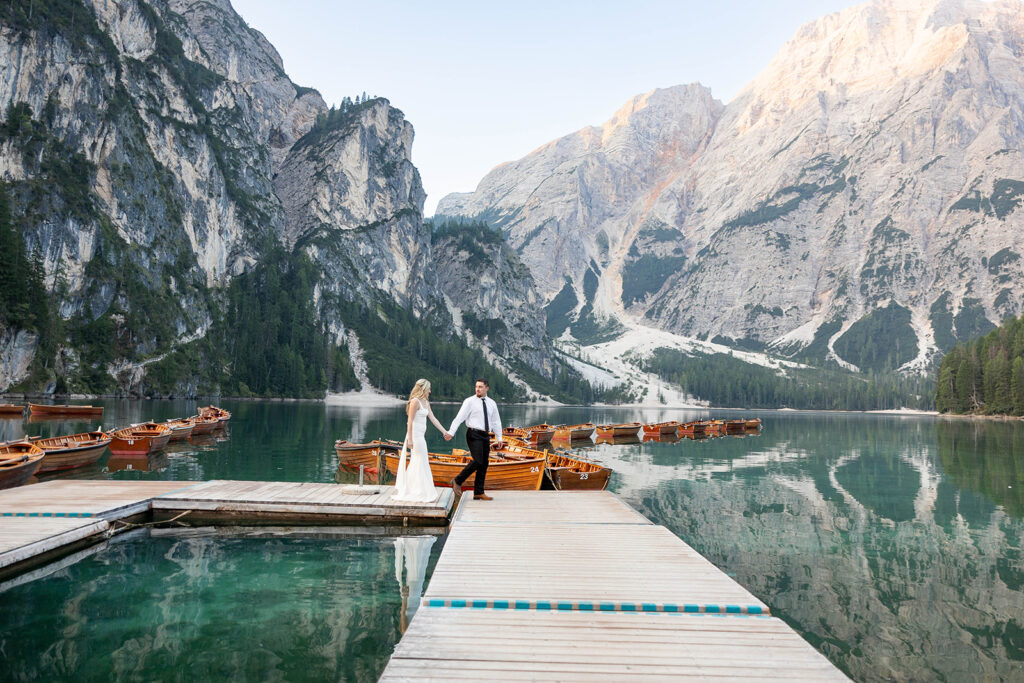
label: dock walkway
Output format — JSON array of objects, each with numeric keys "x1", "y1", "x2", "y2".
[
  {"x1": 381, "y1": 491, "x2": 847, "y2": 681},
  {"x1": 0, "y1": 479, "x2": 453, "y2": 580}
]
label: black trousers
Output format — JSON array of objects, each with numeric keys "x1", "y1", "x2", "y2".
[{"x1": 455, "y1": 429, "x2": 489, "y2": 495}]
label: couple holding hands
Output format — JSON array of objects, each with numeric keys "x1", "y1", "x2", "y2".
[{"x1": 392, "y1": 378, "x2": 502, "y2": 503}]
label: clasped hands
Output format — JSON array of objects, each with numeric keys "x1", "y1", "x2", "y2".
[{"x1": 443, "y1": 431, "x2": 453, "y2": 441}]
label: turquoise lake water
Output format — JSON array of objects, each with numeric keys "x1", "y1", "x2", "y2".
[{"x1": 1, "y1": 400, "x2": 1022, "y2": 681}]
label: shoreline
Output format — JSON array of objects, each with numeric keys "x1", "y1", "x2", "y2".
[{"x1": 4, "y1": 391, "x2": 1023, "y2": 421}]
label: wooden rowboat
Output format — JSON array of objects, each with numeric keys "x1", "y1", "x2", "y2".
[
  {"x1": 495, "y1": 442, "x2": 612, "y2": 491},
  {"x1": 522, "y1": 424, "x2": 555, "y2": 445},
  {"x1": 553, "y1": 423, "x2": 596, "y2": 440},
  {"x1": 678, "y1": 421, "x2": 708, "y2": 436},
  {"x1": 642, "y1": 421, "x2": 680, "y2": 435},
  {"x1": 384, "y1": 449, "x2": 545, "y2": 491},
  {"x1": 28, "y1": 403, "x2": 103, "y2": 416},
  {"x1": 724, "y1": 420, "x2": 747, "y2": 432},
  {"x1": 595, "y1": 422, "x2": 642, "y2": 438},
  {"x1": 109, "y1": 423, "x2": 172, "y2": 455},
  {"x1": 335, "y1": 439, "x2": 402, "y2": 474},
  {"x1": 0, "y1": 404, "x2": 25, "y2": 415},
  {"x1": 198, "y1": 406, "x2": 231, "y2": 428},
  {"x1": 698, "y1": 420, "x2": 723, "y2": 434},
  {"x1": 189, "y1": 415, "x2": 220, "y2": 435},
  {"x1": 745, "y1": 418, "x2": 763, "y2": 429},
  {"x1": 0, "y1": 441, "x2": 45, "y2": 489},
  {"x1": 34, "y1": 431, "x2": 112, "y2": 472},
  {"x1": 164, "y1": 419, "x2": 195, "y2": 442}
]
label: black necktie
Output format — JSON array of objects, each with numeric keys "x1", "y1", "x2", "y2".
[{"x1": 481, "y1": 397, "x2": 489, "y2": 433}]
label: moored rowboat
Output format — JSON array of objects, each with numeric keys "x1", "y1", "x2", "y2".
[
  {"x1": 198, "y1": 406, "x2": 231, "y2": 428},
  {"x1": 495, "y1": 442, "x2": 612, "y2": 491},
  {"x1": 109, "y1": 423, "x2": 172, "y2": 455},
  {"x1": 384, "y1": 449, "x2": 545, "y2": 491},
  {"x1": 335, "y1": 439, "x2": 402, "y2": 474},
  {"x1": 745, "y1": 418, "x2": 763, "y2": 429},
  {"x1": 642, "y1": 421, "x2": 681, "y2": 435},
  {"x1": 679, "y1": 421, "x2": 708, "y2": 436},
  {"x1": 28, "y1": 403, "x2": 103, "y2": 416},
  {"x1": 522, "y1": 424, "x2": 556, "y2": 445},
  {"x1": 0, "y1": 404, "x2": 25, "y2": 415},
  {"x1": 34, "y1": 431, "x2": 112, "y2": 472},
  {"x1": 595, "y1": 422, "x2": 642, "y2": 438},
  {"x1": 189, "y1": 415, "x2": 219, "y2": 435},
  {"x1": 163, "y1": 419, "x2": 195, "y2": 442},
  {"x1": 724, "y1": 420, "x2": 747, "y2": 432},
  {"x1": 552, "y1": 423, "x2": 596, "y2": 440},
  {"x1": 0, "y1": 441, "x2": 45, "y2": 489}
]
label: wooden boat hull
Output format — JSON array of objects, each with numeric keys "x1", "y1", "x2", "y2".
[
  {"x1": 678, "y1": 422, "x2": 708, "y2": 435},
  {"x1": 745, "y1": 419, "x2": 763, "y2": 430},
  {"x1": 724, "y1": 420, "x2": 747, "y2": 432},
  {"x1": 37, "y1": 442, "x2": 110, "y2": 472},
  {"x1": 553, "y1": 423, "x2": 596, "y2": 440},
  {"x1": 523, "y1": 425, "x2": 556, "y2": 445},
  {"x1": 546, "y1": 465, "x2": 611, "y2": 491},
  {"x1": 28, "y1": 403, "x2": 104, "y2": 416},
  {"x1": 0, "y1": 443, "x2": 45, "y2": 490},
  {"x1": 334, "y1": 439, "x2": 402, "y2": 474},
  {"x1": 0, "y1": 404, "x2": 25, "y2": 416},
  {"x1": 642, "y1": 422, "x2": 680, "y2": 435},
  {"x1": 109, "y1": 425, "x2": 172, "y2": 455},
  {"x1": 384, "y1": 451, "x2": 545, "y2": 491},
  {"x1": 596, "y1": 423, "x2": 642, "y2": 438},
  {"x1": 164, "y1": 421, "x2": 195, "y2": 442},
  {"x1": 190, "y1": 417, "x2": 219, "y2": 435}
]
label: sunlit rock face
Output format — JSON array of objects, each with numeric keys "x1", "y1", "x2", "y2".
[
  {"x1": 1, "y1": 0, "x2": 551, "y2": 391},
  {"x1": 439, "y1": 0, "x2": 1024, "y2": 372}
]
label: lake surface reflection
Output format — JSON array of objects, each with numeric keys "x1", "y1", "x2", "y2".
[{"x1": 1, "y1": 401, "x2": 1022, "y2": 681}]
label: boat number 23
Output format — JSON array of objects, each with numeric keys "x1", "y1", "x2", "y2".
[{"x1": 580, "y1": 473, "x2": 589, "y2": 479}]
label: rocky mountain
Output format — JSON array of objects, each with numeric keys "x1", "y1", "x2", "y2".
[
  {"x1": 438, "y1": 0, "x2": 1024, "y2": 375},
  {"x1": 0, "y1": 0, "x2": 555, "y2": 398}
]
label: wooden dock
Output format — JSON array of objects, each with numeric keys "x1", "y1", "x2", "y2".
[
  {"x1": 381, "y1": 491, "x2": 848, "y2": 681},
  {"x1": 0, "y1": 480, "x2": 453, "y2": 580}
]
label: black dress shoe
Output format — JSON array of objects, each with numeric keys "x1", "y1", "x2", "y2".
[{"x1": 450, "y1": 479, "x2": 462, "y2": 495}]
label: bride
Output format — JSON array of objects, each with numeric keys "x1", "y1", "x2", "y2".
[{"x1": 393, "y1": 379, "x2": 450, "y2": 502}]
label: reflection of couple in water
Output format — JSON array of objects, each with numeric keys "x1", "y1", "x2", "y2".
[
  {"x1": 392, "y1": 377, "x2": 503, "y2": 503},
  {"x1": 393, "y1": 535, "x2": 435, "y2": 632}
]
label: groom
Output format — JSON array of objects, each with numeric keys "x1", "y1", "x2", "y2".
[{"x1": 445, "y1": 378, "x2": 502, "y2": 500}]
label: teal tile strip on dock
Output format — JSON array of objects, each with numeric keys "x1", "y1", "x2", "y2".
[
  {"x1": 2, "y1": 512, "x2": 95, "y2": 518},
  {"x1": 423, "y1": 597, "x2": 768, "y2": 615}
]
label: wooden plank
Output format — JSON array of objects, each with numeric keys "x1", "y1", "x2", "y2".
[
  {"x1": 0, "y1": 517, "x2": 108, "y2": 569},
  {"x1": 381, "y1": 609, "x2": 848, "y2": 681},
  {"x1": 424, "y1": 522, "x2": 767, "y2": 610},
  {"x1": 0, "y1": 480, "x2": 200, "y2": 517},
  {"x1": 454, "y1": 490, "x2": 649, "y2": 525}
]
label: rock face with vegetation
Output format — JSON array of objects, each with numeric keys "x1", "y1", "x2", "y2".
[
  {"x1": 0, "y1": 0, "x2": 563, "y2": 400},
  {"x1": 438, "y1": 0, "x2": 1024, "y2": 375}
]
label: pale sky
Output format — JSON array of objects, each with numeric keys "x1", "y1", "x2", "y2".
[{"x1": 231, "y1": 0, "x2": 856, "y2": 215}]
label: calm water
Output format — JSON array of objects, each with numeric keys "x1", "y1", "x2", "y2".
[{"x1": 1, "y1": 400, "x2": 1023, "y2": 682}]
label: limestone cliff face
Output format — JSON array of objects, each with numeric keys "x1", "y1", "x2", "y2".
[
  {"x1": 438, "y1": 0, "x2": 1024, "y2": 372},
  {"x1": 0, "y1": 0, "x2": 553, "y2": 394}
]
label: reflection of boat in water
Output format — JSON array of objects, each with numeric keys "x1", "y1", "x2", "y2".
[
  {"x1": 394, "y1": 536, "x2": 436, "y2": 633},
  {"x1": 595, "y1": 433, "x2": 641, "y2": 446},
  {"x1": 384, "y1": 448, "x2": 545, "y2": 490},
  {"x1": 0, "y1": 441, "x2": 45, "y2": 490},
  {"x1": 34, "y1": 431, "x2": 112, "y2": 473},
  {"x1": 106, "y1": 450, "x2": 170, "y2": 472},
  {"x1": 643, "y1": 433, "x2": 681, "y2": 443}
]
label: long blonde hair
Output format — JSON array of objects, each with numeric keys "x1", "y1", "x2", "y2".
[{"x1": 409, "y1": 378, "x2": 431, "y2": 402}]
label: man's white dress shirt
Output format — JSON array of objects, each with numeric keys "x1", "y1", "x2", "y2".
[{"x1": 448, "y1": 395, "x2": 502, "y2": 442}]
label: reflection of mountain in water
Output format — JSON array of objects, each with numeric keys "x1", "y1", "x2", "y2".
[
  {"x1": 609, "y1": 416, "x2": 1024, "y2": 681},
  {"x1": 0, "y1": 532, "x2": 442, "y2": 681}
]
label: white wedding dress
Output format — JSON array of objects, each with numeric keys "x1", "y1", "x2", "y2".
[{"x1": 393, "y1": 400, "x2": 438, "y2": 502}]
